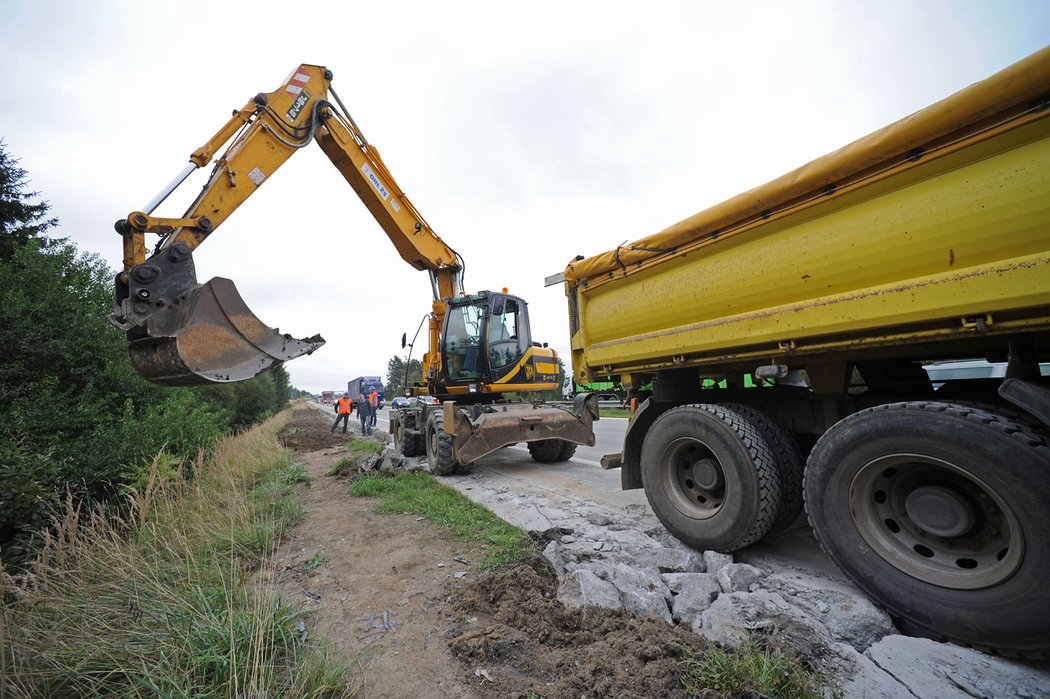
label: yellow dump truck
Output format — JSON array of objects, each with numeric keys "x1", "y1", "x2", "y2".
[{"x1": 556, "y1": 47, "x2": 1050, "y2": 655}]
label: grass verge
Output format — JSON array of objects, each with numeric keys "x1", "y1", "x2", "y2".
[
  {"x1": 682, "y1": 637, "x2": 837, "y2": 698},
  {"x1": 349, "y1": 471, "x2": 534, "y2": 569},
  {"x1": 327, "y1": 439, "x2": 385, "y2": 476},
  {"x1": 0, "y1": 412, "x2": 353, "y2": 699}
]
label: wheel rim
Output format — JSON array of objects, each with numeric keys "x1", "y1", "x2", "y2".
[
  {"x1": 849, "y1": 453, "x2": 1024, "y2": 589},
  {"x1": 659, "y1": 437, "x2": 726, "y2": 520}
]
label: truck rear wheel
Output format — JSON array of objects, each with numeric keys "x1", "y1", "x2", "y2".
[
  {"x1": 724, "y1": 403, "x2": 804, "y2": 534},
  {"x1": 528, "y1": 439, "x2": 577, "y2": 463},
  {"x1": 640, "y1": 404, "x2": 781, "y2": 552},
  {"x1": 804, "y1": 402, "x2": 1050, "y2": 656},
  {"x1": 426, "y1": 411, "x2": 456, "y2": 476}
]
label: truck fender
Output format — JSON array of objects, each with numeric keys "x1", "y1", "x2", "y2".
[
  {"x1": 619, "y1": 398, "x2": 673, "y2": 490},
  {"x1": 999, "y1": 378, "x2": 1050, "y2": 430}
]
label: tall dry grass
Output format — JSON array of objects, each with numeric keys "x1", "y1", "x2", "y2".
[{"x1": 0, "y1": 412, "x2": 352, "y2": 698}]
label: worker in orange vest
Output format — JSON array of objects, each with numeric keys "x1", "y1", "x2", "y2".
[
  {"x1": 331, "y1": 392, "x2": 353, "y2": 433},
  {"x1": 368, "y1": 386, "x2": 380, "y2": 429}
]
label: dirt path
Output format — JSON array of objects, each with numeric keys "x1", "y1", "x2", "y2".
[
  {"x1": 273, "y1": 406, "x2": 479, "y2": 698},
  {"x1": 272, "y1": 404, "x2": 707, "y2": 698}
]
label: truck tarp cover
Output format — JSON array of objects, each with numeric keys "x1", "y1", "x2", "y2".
[{"x1": 567, "y1": 46, "x2": 1050, "y2": 283}]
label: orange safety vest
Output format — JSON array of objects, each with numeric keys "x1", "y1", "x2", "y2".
[
  {"x1": 337, "y1": 396, "x2": 353, "y2": 414},
  {"x1": 368, "y1": 391, "x2": 379, "y2": 408}
]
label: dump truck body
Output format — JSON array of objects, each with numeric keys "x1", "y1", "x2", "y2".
[
  {"x1": 561, "y1": 47, "x2": 1050, "y2": 657},
  {"x1": 566, "y1": 49, "x2": 1050, "y2": 382}
]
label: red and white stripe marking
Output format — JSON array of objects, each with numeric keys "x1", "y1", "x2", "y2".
[{"x1": 286, "y1": 72, "x2": 310, "y2": 95}]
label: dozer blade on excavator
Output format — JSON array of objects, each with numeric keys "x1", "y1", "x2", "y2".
[{"x1": 126, "y1": 277, "x2": 324, "y2": 386}]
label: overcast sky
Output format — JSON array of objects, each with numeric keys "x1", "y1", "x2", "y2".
[{"x1": 3, "y1": 1, "x2": 1048, "y2": 393}]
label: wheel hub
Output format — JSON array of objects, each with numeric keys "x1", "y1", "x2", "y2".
[
  {"x1": 849, "y1": 453, "x2": 1023, "y2": 589},
  {"x1": 905, "y1": 485, "x2": 976, "y2": 538},
  {"x1": 692, "y1": 458, "x2": 723, "y2": 490},
  {"x1": 659, "y1": 437, "x2": 726, "y2": 520}
]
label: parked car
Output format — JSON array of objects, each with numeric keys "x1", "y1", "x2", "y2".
[
  {"x1": 390, "y1": 396, "x2": 411, "y2": 409},
  {"x1": 414, "y1": 396, "x2": 439, "y2": 406}
]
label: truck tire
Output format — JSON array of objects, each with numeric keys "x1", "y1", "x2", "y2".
[
  {"x1": 804, "y1": 401, "x2": 1050, "y2": 657},
  {"x1": 724, "y1": 403, "x2": 804, "y2": 534},
  {"x1": 640, "y1": 404, "x2": 781, "y2": 552},
  {"x1": 528, "y1": 439, "x2": 577, "y2": 463},
  {"x1": 426, "y1": 411, "x2": 456, "y2": 476}
]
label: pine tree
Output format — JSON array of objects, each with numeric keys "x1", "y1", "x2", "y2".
[{"x1": 0, "y1": 140, "x2": 59, "y2": 261}]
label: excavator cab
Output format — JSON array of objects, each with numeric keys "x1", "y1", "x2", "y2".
[{"x1": 440, "y1": 291, "x2": 551, "y2": 393}]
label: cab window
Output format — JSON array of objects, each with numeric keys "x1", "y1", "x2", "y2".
[
  {"x1": 443, "y1": 303, "x2": 484, "y2": 379},
  {"x1": 487, "y1": 299, "x2": 526, "y2": 368}
]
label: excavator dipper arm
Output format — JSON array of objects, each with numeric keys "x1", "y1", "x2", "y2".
[{"x1": 112, "y1": 64, "x2": 463, "y2": 386}]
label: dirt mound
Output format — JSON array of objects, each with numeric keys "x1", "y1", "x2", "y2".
[
  {"x1": 451, "y1": 554, "x2": 706, "y2": 698},
  {"x1": 277, "y1": 404, "x2": 352, "y2": 451}
]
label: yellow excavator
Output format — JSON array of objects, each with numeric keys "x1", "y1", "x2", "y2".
[{"x1": 111, "y1": 64, "x2": 596, "y2": 474}]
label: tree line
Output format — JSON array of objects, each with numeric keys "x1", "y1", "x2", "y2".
[{"x1": 0, "y1": 141, "x2": 298, "y2": 564}]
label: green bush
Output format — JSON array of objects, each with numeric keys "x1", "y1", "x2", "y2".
[{"x1": 0, "y1": 143, "x2": 297, "y2": 565}]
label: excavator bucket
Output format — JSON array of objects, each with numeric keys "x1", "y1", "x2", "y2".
[{"x1": 127, "y1": 277, "x2": 324, "y2": 386}]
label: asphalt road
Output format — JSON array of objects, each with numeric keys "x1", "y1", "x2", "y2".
[{"x1": 372, "y1": 408, "x2": 646, "y2": 510}]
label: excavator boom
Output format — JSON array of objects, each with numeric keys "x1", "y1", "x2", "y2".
[
  {"x1": 112, "y1": 63, "x2": 596, "y2": 472},
  {"x1": 112, "y1": 65, "x2": 463, "y2": 385}
]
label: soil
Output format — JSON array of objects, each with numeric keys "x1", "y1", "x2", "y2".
[{"x1": 272, "y1": 404, "x2": 709, "y2": 698}]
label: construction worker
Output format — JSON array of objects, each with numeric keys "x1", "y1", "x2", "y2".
[
  {"x1": 331, "y1": 392, "x2": 353, "y2": 433},
  {"x1": 368, "y1": 386, "x2": 380, "y2": 428},
  {"x1": 358, "y1": 390, "x2": 373, "y2": 436}
]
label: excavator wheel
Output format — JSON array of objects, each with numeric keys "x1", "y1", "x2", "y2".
[
  {"x1": 527, "y1": 439, "x2": 576, "y2": 463},
  {"x1": 426, "y1": 411, "x2": 456, "y2": 476},
  {"x1": 394, "y1": 421, "x2": 419, "y2": 457}
]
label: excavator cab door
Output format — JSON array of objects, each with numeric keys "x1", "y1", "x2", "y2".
[
  {"x1": 439, "y1": 291, "x2": 535, "y2": 390},
  {"x1": 440, "y1": 295, "x2": 487, "y2": 384},
  {"x1": 484, "y1": 294, "x2": 531, "y2": 384}
]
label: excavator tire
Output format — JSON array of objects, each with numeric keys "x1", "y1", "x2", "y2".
[
  {"x1": 556, "y1": 440, "x2": 578, "y2": 462},
  {"x1": 426, "y1": 411, "x2": 456, "y2": 476},
  {"x1": 528, "y1": 439, "x2": 576, "y2": 463},
  {"x1": 395, "y1": 422, "x2": 421, "y2": 457}
]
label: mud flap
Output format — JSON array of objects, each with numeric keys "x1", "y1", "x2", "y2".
[{"x1": 128, "y1": 277, "x2": 324, "y2": 386}]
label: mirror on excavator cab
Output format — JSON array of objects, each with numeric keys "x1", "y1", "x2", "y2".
[{"x1": 112, "y1": 243, "x2": 324, "y2": 386}]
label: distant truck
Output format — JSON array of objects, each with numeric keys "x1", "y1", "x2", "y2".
[
  {"x1": 554, "y1": 48, "x2": 1050, "y2": 656},
  {"x1": 320, "y1": 391, "x2": 334, "y2": 405},
  {"x1": 347, "y1": 376, "x2": 384, "y2": 410}
]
